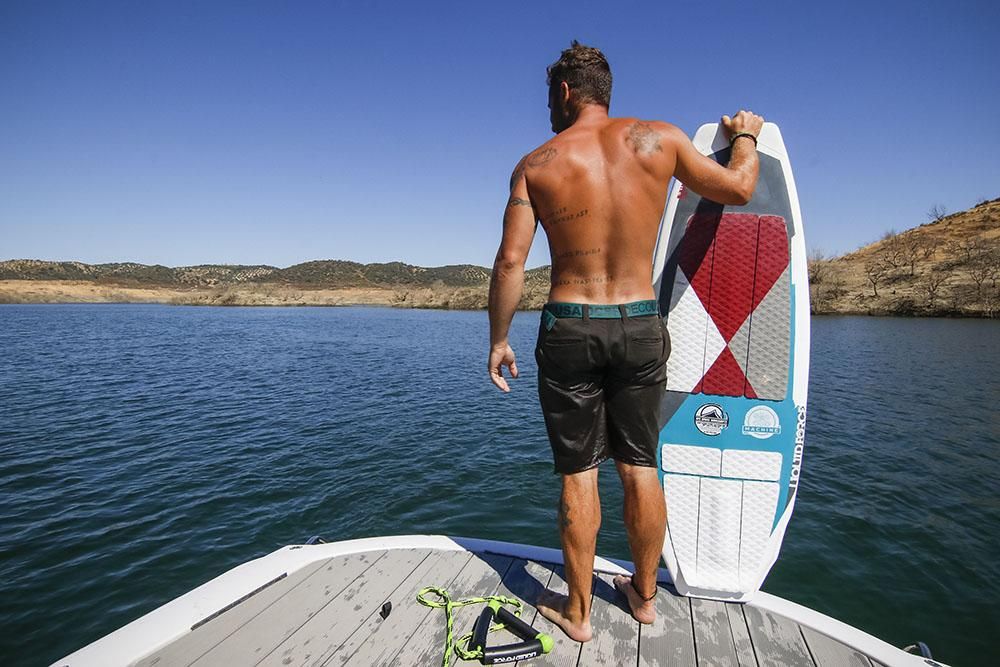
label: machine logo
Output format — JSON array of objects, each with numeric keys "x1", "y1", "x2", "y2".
[
  {"x1": 742, "y1": 406, "x2": 781, "y2": 439},
  {"x1": 694, "y1": 403, "x2": 728, "y2": 436}
]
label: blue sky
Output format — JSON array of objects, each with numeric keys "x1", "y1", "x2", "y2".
[{"x1": 2, "y1": 0, "x2": 997, "y2": 269}]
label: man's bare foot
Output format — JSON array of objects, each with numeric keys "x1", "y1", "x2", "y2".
[
  {"x1": 613, "y1": 575, "x2": 657, "y2": 624},
  {"x1": 535, "y1": 589, "x2": 593, "y2": 642}
]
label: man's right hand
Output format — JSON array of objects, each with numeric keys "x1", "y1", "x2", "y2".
[
  {"x1": 488, "y1": 342, "x2": 518, "y2": 393},
  {"x1": 721, "y1": 110, "x2": 764, "y2": 140}
]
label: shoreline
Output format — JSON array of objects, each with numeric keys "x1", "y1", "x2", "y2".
[
  {"x1": 3, "y1": 197, "x2": 996, "y2": 318},
  {"x1": 2, "y1": 280, "x2": 997, "y2": 318},
  {"x1": 0, "y1": 279, "x2": 549, "y2": 310}
]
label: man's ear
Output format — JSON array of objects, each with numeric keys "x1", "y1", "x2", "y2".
[{"x1": 560, "y1": 81, "x2": 571, "y2": 106}]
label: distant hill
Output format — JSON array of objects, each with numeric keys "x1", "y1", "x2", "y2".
[
  {"x1": 0, "y1": 258, "x2": 554, "y2": 309},
  {"x1": 0, "y1": 260, "x2": 278, "y2": 286},
  {"x1": 809, "y1": 196, "x2": 1000, "y2": 317},
  {"x1": 3, "y1": 196, "x2": 997, "y2": 315},
  {"x1": 0, "y1": 258, "x2": 500, "y2": 288}
]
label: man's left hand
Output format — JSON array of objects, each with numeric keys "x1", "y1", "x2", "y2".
[{"x1": 488, "y1": 343, "x2": 518, "y2": 392}]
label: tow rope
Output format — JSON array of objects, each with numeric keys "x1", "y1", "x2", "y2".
[{"x1": 416, "y1": 587, "x2": 554, "y2": 665}]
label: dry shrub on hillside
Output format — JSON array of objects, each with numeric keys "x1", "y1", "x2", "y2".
[
  {"x1": 927, "y1": 204, "x2": 948, "y2": 222},
  {"x1": 919, "y1": 272, "x2": 949, "y2": 307},
  {"x1": 864, "y1": 259, "x2": 890, "y2": 297}
]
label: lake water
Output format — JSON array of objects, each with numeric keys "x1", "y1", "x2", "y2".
[{"x1": 1, "y1": 305, "x2": 998, "y2": 666}]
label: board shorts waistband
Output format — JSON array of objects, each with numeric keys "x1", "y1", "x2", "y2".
[{"x1": 543, "y1": 300, "x2": 659, "y2": 320}]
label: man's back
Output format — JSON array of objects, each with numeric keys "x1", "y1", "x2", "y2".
[{"x1": 524, "y1": 114, "x2": 678, "y2": 304}]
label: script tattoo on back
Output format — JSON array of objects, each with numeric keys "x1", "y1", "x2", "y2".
[
  {"x1": 552, "y1": 274, "x2": 615, "y2": 287},
  {"x1": 627, "y1": 121, "x2": 662, "y2": 155},
  {"x1": 545, "y1": 207, "x2": 589, "y2": 227},
  {"x1": 555, "y1": 247, "x2": 602, "y2": 260}
]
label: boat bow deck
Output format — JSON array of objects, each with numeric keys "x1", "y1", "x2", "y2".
[{"x1": 54, "y1": 535, "x2": 934, "y2": 667}]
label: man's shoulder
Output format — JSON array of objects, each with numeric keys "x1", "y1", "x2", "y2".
[
  {"x1": 607, "y1": 117, "x2": 684, "y2": 156},
  {"x1": 510, "y1": 139, "x2": 561, "y2": 182},
  {"x1": 524, "y1": 138, "x2": 561, "y2": 168},
  {"x1": 509, "y1": 139, "x2": 561, "y2": 189},
  {"x1": 611, "y1": 117, "x2": 681, "y2": 136}
]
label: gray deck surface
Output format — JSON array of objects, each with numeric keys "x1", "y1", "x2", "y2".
[{"x1": 136, "y1": 548, "x2": 881, "y2": 666}]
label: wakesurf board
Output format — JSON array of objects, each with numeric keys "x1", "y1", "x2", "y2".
[{"x1": 652, "y1": 122, "x2": 809, "y2": 601}]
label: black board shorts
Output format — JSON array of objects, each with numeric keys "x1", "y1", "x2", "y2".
[{"x1": 535, "y1": 301, "x2": 671, "y2": 475}]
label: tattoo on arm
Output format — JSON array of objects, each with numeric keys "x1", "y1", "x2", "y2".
[
  {"x1": 627, "y1": 122, "x2": 663, "y2": 155},
  {"x1": 509, "y1": 159, "x2": 526, "y2": 191},
  {"x1": 527, "y1": 147, "x2": 557, "y2": 167},
  {"x1": 507, "y1": 196, "x2": 532, "y2": 208}
]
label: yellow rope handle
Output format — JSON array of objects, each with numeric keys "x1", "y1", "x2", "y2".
[{"x1": 416, "y1": 586, "x2": 524, "y2": 666}]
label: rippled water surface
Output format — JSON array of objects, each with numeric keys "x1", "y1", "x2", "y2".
[{"x1": 1, "y1": 305, "x2": 998, "y2": 666}]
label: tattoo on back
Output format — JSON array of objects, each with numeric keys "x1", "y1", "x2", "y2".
[
  {"x1": 545, "y1": 207, "x2": 589, "y2": 227},
  {"x1": 627, "y1": 122, "x2": 662, "y2": 155},
  {"x1": 555, "y1": 247, "x2": 602, "y2": 260},
  {"x1": 527, "y1": 147, "x2": 557, "y2": 167},
  {"x1": 553, "y1": 274, "x2": 615, "y2": 287}
]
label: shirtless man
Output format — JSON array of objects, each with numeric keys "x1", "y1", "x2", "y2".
[{"x1": 487, "y1": 42, "x2": 763, "y2": 641}]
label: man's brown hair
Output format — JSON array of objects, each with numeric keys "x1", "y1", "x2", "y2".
[{"x1": 546, "y1": 40, "x2": 612, "y2": 108}]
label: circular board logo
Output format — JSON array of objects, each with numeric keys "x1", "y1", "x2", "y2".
[
  {"x1": 694, "y1": 403, "x2": 729, "y2": 436},
  {"x1": 742, "y1": 406, "x2": 782, "y2": 439}
]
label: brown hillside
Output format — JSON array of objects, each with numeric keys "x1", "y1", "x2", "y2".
[
  {"x1": 0, "y1": 257, "x2": 556, "y2": 310},
  {"x1": 809, "y1": 197, "x2": 1000, "y2": 317},
  {"x1": 3, "y1": 198, "x2": 997, "y2": 315}
]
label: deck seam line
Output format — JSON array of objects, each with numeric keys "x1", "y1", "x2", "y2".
[
  {"x1": 725, "y1": 603, "x2": 741, "y2": 666},
  {"x1": 567, "y1": 573, "x2": 596, "y2": 667},
  {"x1": 249, "y1": 549, "x2": 393, "y2": 667},
  {"x1": 523, "y1": 562, "x2": 556, "y2": 626},
  {"x1": 183, "y1": 556, "x2": 337, "y2": 667},
  {"x1": 635, "y1": 610, "x2": 642, "y2": 667},
  {"x1": 798, "y1": 623, "x2": 819, "y2": 667},
  {"x1": 688, "y1": 596, "x2": 699, "y2": 666},
  {"x1": 635, "y1": 613, "x2": 642, "y2": 667},
  {"x1": 327, "y1": 548, "x2": 439, "y2": 667},
  {"x1": 380, "y1": 550, "x2": 476, "y2": 667},
  {"x1": 513, "y1": 561, "x2": 555, "y2": 667},
  {"x1": 741, "y1": 604, "x2": 762, "y2": 667},
  {"x1": 452, "y1": 555, "x2": 517, "y2": 667}
]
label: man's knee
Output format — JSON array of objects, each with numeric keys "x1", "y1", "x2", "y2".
[
  {"x1": 562, "y1": 466, "x2": 599, "y2": 492},
  {"x1": 616, "y1": 460, "x2": 658, "y2": 487}
]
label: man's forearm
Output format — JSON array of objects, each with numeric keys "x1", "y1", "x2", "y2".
[
  {"x1": 729, "y1": 137, "x2": 758, "y2": 173},
  {"x1": 488, "y1": 258, "x2": 525, "y2": 347},
  {"x1": 726, "y1": 137, "x2": 760, "y2": 204}
]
